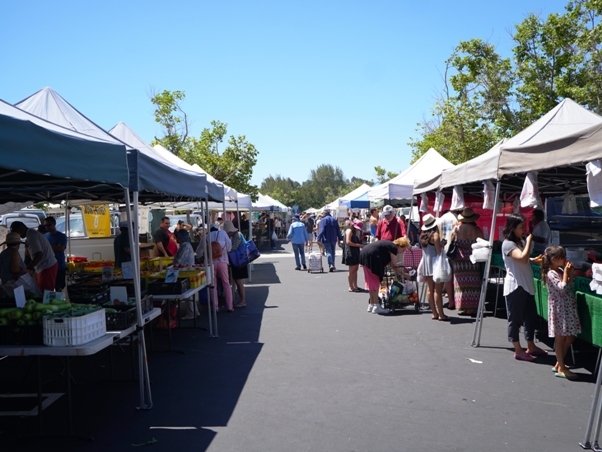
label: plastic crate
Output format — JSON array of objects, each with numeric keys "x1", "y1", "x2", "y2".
[
  {"x1": 0, "y1": 325, "x2": 44, "y2": 345},
  {"x1": 105, "y1": 306, "x2": 137, "y2": 331},
  {"x1": 43, "y1": 309, "x2": 106, "y2": 346},
  {"x1": 67, "y1": 283, "x2": 110, "y2": 305},
  {"x1": 147, "y1": 278, "x2": 190, "y2": 295}
]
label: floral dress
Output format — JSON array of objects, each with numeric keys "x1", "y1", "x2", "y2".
[{"x1": 547, "y1": 269, "x2": 581, "y2": 337}]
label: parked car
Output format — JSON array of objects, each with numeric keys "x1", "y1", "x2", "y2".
[
  {"x1": 545, "y1": 196, "x2": 602, "y2": 247},
  {"x1": 55, "y1": 214, "x2": 86, "y2": 237},
  {"x1": 0, "y1": 212, "x2": 41, "y2": 230}
]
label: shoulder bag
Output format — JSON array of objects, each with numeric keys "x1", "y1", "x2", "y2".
[{"x1": 228, "y1": 234, "x2": 250, "y2": 268}]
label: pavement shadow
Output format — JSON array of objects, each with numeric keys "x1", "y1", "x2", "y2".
[
  {"x1": 0, "y1": 266, "x2": 276, "y2": 451},
  {"x1": 247, "y1": 263, "x2": 281, "y2": 285}
]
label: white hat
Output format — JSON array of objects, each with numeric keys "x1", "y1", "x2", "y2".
[
  {"x1": 383, "y1": 205, "x2": 394, "y2": 214},
  {"x1": 421, "y1": 214, "x2": 437, "y2": 231}
]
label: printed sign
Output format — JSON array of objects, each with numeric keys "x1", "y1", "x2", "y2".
[{"x1": 81, "y1": 204, "x2": 112, "y2": 237}]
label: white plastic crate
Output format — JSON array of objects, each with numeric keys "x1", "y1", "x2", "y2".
[{"x1": 43, "y1": 309, "x2": 106, "y2": 346}]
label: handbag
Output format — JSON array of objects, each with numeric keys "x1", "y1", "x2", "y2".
[
  {"x1": 228, "y1": 234, "x2": 250, "y2": 268},
  {"x1": 433, "y1": 253, "x2": 452, "y2": 283},
  {"x1": 246, "y1": 239, "x2": 261, "y2": 263},
  {"x1": 211, "y1": 231, "x2": 224, "y2": 259},
  {"x1": 446, "y1": 240, "x2": 458, "y2": 260}
]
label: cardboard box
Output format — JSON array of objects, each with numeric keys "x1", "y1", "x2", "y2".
[{"x1": 140, "y1": 243, "x2": 156, "y2": 259}]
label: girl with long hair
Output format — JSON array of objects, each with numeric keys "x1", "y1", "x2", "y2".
[{"x1": 541, "y1": 245, "x2": 581, "y2": 379}]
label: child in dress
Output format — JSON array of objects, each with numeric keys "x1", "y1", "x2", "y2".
[{"x1": 541, "y1": 245, "x2": 581, "y2": 380}]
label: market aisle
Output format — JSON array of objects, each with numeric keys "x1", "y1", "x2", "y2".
[
  {"x1": 202, "y1": 243, "x2": 598, "y2": 452},
  {"x1": 0, "y1": 242, "x2": 598, "y2": 451}
]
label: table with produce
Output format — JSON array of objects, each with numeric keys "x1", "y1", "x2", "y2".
[{"x1": 0, "y1": 256, "x2": 207, "y2": 347}]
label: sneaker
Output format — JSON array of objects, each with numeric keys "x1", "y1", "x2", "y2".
[
  {"x1": 302, "y1": 264, "x2": 307, "y2": 270},
  {"x1": 367, "y1": 304, "x2": 374, "y2": 312},
  {"x1": 373, "y1": 305, "x2": 389, "y2": 315},
  {"x1": 329, "y1": 266, "x2": 335, "y2": 272},
  {"x1": 295, "y1": 267, "x2": 301, "y2": 271}
]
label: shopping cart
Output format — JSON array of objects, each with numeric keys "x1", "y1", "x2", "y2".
[{"x1": 379, "y1": 259, "x2": 421, "y2": 313}]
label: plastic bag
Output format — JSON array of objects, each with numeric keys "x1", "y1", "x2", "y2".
[
  {"x1": 562, "y1": 190, "x2": 578, "y2": 214},
  {"x1": 483, "y1": 181, "x2": 496, "y2": 210},
  {"x1": 433, "y1": 254, "x2": 451, "y2": 283},
  {"x1": 419, "y1": 193, "x2": 429, "y2": 213},
  {"x1": 434, "y1": 192, "x2": 445, "y2": 214},
  {"x1": 450, "y1": 186, "x2": 465, "y2": 210},
  {"x1": 403, "y1": 281, "x2": 417, "y2": 294},
  {"x1": 417, "y1": 258, "x2": 428, "y2": 282},
  {"x1": 520, "y1": 171, "x2": 542, "y2": 208},
  {"x1": 587, "y1": 160, "x2": 602, "y2": 207},
  {"x1": 271, "y1": 231, "x2": 278, "y2": 241}
]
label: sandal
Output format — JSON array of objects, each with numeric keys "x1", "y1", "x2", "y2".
[
  {"x1": 234, "y1": 303, "x2": 246, "y2": 308},
  {"x1": 438, "y1": 316, "x2": 450, "y2": 321},
  {"x1": 556, "y1": 370, "x2": 578, "y2": 380}
]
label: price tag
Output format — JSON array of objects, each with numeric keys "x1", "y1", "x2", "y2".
[
  {"x1": 14, "y1": 285, "x2": 26, "y2": 308},
  {"x1": 165, "y1": 268, "x2": 179, "y2": 283},
  {"x1": 121, "y1": 262, "x2": 134, "y2": 280}
]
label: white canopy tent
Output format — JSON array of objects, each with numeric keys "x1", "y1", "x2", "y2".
[
  {"x1": 368, "y1": 148, "x2": 454, "y2": 201},
  {"x1": 326, "y1": 183, "x2": 371, "y2": 211},
  {"x1": 415, "y1": 99, "x2": 602, "y2": 194}
]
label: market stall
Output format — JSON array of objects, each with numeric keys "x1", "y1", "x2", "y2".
[{"x1": 12, "y1": 87, "x2": 220, "y2": 414}]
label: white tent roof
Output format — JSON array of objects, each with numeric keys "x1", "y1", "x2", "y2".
[
  {"x1": 325, "y1": 183, "x2": 371, "y2": 210},
  {"x1": 368, "y1": 148, "x2": 454, "y2": 200},
  {"x1": 415, "y1": 98, "x2": 602, "y2": 193}
]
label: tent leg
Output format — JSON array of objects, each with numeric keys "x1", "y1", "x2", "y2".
[
  {"x1": 125, "y1": 189, "x2": 153, "y2": 409},
  {"x1": 471, "y1": 180, "x2": 500, "y2": 348}
]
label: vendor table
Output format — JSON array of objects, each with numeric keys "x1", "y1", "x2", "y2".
[
  {"x1": 151, "y1": 283, "x2": 213, "y2": 353},
  {"x1": 0, "y1": 333, "x2": 116, "y2": 440},
  {"x1": 0, "y1": 307, "x2": 162, "y2": 440}
]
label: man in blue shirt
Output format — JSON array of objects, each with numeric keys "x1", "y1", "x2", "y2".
[
  {"x1": 287, "y1": 214, "x2": 309, "y2": 270},
  {"x1": 44, "y1": 216, "x2": 68, "y2": 291},
  {"x1": 317, "y1": 209, "x2": 342, "y2": 272}
]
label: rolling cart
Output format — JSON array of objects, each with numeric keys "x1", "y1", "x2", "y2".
[{"x1": 379, "y1": 263, "x2": 420, "y2": 313}]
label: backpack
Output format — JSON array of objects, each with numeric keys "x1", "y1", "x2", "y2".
[{"x1": 211, "y1": 231, "x2": 223, "y2": 259}]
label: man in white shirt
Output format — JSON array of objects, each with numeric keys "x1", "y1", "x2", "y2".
[{"x1": 11, "y1": 221, "x2": 58, "y2": 292}]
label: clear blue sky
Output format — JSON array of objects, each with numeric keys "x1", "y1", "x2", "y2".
[{"x1": 2, "y1": 0, "x2": 569, "y2": 188}]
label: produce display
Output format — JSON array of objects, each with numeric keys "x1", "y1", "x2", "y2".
[{"x1": 0, "y1": 298, "x2": 99, "y2": 327}]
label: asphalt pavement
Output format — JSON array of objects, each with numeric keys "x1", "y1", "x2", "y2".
[{"x1": 1, "y1": 240, "x2": 599, "y2": 451}]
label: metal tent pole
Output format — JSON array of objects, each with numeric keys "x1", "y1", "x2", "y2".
[
  {"x1": 580, "y1": 355, "x2": 602, "y2": 449},
  {"x1": 204, "y1": 198, "x2": 217, "y2": 337},
  {"x1": 125, "y1": 189, "x2": 153, "y2": 409},
  {"x1": 471, "y1": 180, "x2": 501, "y2": 348}
]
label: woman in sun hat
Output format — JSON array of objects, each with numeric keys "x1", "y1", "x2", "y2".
[
  {"x1": 0, "y1": 232, "x2": 29, "y2": 284},
  {"x1": 343, "y1": 219, "x2": 364, "y2": 292},
  {"x1": 451, "y1": 208, "x2": 484, "y2": 316},
  {"x1": 419, "y1": 213, "x2": 448, "y2": 321}
]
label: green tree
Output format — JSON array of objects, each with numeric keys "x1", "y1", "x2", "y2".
[
  {"x1": 151, "y1": 90, "x2": 259, "y2": 199},
  {"x1": 374, "y1": 166, "x2": 398, "y2": 183},
  {"x1": 260, "y1": 175, "x2": 301, "y2": 206}
]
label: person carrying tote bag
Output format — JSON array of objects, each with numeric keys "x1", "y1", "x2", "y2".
[{"x1": 224, "y1": 221, "x2": 249, "y2": 308}]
